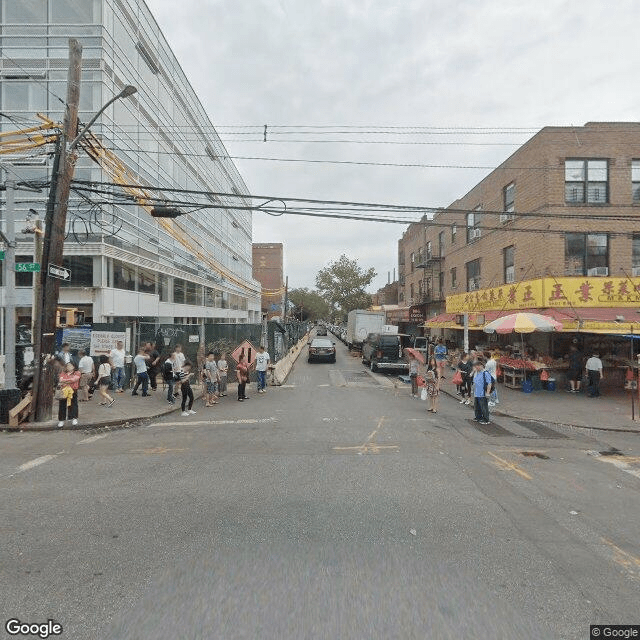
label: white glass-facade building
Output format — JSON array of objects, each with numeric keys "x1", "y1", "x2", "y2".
[{"x1": 0, "y1": 0, "x2": 261, "y2": 326}]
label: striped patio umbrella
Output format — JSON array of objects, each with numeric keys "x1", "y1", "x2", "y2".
[{"x1": 483, "y1": 312, "x2": 562, "y2": 335}]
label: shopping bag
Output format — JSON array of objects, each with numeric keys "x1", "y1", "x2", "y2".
[
  {"x1": 420, "y1": 388, "x2": 428, "y2": 401},
  {"x1": 452, "y1": 371, "x2": 463, "y2": 385}
]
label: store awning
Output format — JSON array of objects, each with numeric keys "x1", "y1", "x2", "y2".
[{"x1": 424, "y1": 306, "x2": 639, "y2": 334}]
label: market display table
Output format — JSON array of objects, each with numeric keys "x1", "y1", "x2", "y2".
[{"x1": 501, "y1": 365, "x2": 526, "y2": 389}]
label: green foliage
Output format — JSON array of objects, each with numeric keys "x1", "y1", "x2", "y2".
[
  {"x1": 315, "y1": 254, "x2": 376, "y2": 319},
  {"x1": 288, "y1": 287, "x2": 331, "y2": 321}
]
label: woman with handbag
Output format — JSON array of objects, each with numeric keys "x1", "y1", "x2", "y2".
[
  {"x1": 425, "y1": 357, "x2": 440, "y2": 413},
  {"x1": 56, "y1": 362, "x2": 81, "y2": 428},
  {"x1": 96, "y1": 355, "x2": 116, "y2": 408}
]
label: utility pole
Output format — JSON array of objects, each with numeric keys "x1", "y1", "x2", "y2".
[
  {"x1": 31, "y1": 214, "x2": 43, "y2": 338},
  {"x1": 32, "y1": 39, "x2": 82, "y2": 422},
  {"x1": 3, "y1": 180, "x2": 17, "y2": 389},
  {"x1": 283, "y1": 275, "x2": 288, "y2": 324}
]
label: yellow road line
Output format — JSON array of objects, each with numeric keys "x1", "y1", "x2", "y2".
[
  {"x1": 487, "y1": 451, "x2": 532, "y2": 480},
  {"x1": 602, "y1": 537, "x2": 640, "y2": 576},
  {"x1": 332, "y1": 416, "x2": 398, "y2": 455}
]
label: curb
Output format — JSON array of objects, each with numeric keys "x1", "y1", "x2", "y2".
[
  {"x1": 6, "y1": 403, "x2": 182, "y2": 432},
  {"x1": 438, "y1": 386, "x2": 640, "y2": 434}
]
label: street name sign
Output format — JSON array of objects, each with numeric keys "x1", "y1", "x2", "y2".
[
  {"x1": 0, "y1": 250, "x2": 5, "y2": 260},
  {"x1": 15, "y1": 262, "x2": 41, "y2": 272},
  {"x1": 48, "y1": 263, "x2": 71, "y2": 280}
]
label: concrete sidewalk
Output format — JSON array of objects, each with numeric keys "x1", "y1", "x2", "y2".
[{"x1": 438, "y1": 371, "x2": 639, "y2": 432}]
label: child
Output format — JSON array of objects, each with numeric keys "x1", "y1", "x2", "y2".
[
  {"x1": 97, "y1": 355, "x2": 115, "y2": 407},
  {"x1": 424, "y1": 367, "x2": 439, "y2": 414},
  {"x1": 204, "y1": 351, "x2": 219, "y2": 407},
  {"x1": 408, "y1": 353, "x2": 419, "y2": 398},
  {"x1": 57, "y1": 362, "x2": 81, "y2": 428},
  {"x1": 179, "y1": 362, "x2": 196, "y2": 416}
]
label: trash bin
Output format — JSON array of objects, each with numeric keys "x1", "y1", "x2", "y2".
[
  {"x1": 0, "y1": 388, "x2": 22, "y2": 424},
  {"x1": 522, "y1": 379, "x2": 534, "y2": 394},
  {"x1": 547, "y1": 378, "x2": 556, "y2": 392}
]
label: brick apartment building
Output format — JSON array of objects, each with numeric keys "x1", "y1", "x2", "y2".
[
  {"x1": 252, "y1": 243, "x2": 284, "y2": 319},
  {"x1": 398, "y1": 122, "x2": 640, "y2": 336},
  {"x1": 372, "y1": 280, "x2": 399, "y2": 306}
]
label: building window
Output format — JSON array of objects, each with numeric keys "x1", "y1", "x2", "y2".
[
  {"x1": 504, "y1": 246, "x2": 515, "y2": 284},
  {"x1": 410, "y1": 283, "x2": 414, "y2": 302},
  {"x1": 61, "y1": 256, "x2": 93, "y2": 287},
  {"x1": 3, "y1": 0, "x2": 47, "y2": 23},
  {"x1": 15, "y1": 255, "x2": 34, "y2": 287},
  {"x1": 451, "y1": 267, "x2": 457, "y2": 289},
  {"x1": 113, "y1": 260, "x2": 136, "y2": 291},
  {"x1": 633, "y1": 235, "x2": 640, "y2": 271},
  {"x1": 425, "y1": 242, "x2": 432, "y2": 260},
  {"x1": 565, "y1": 233, "x2": 609, "y2": 276},
  {"x1": 466, "y1": 259, "x2": 481, "y2": 291},
  {"x1": 467, "y1": 207, "x2": 481, "y2": 243},
  {"x1": 410, "y1": 252, "x2": 415, "y2": 272},
  {"x1": 137, "y1": 267, "x2": 156, "y2": 294},
  {"x1": 451, "y1": 224, "x2": 457, "y2": 244},
  {"x1": 158, "y1": 274, "x2": 169, "y2": 302},
  {"x1": 438, "y1": 230, "x2": 445, "y2": 256},
  {"x1": 633, "y1": 160, "x2": 640, "y2": 202},
  {"x1": 565, "y1": 159, "x2": 608, "y2": 204},
  {"x1": 438, "y1": 271, "x2": 444, "y2": 297},
  {"x1": 173, "y1": 277, "x2": 185, "y2": 304},
  {"x1": 502, "y1": 182, "x2": 515, "y2": 222}
]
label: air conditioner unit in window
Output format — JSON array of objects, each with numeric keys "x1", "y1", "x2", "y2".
[
  {"x1": 500, "y1": 213, "x2": 515, "y2": 223},
  {"x1": 587, "y1": 267, "x2": 609, "y2": 277},
  {"x1": 472, "y1": 229, "x2": 482, "y2": 240},
  {"x1": 506, "y1": 271, "x2": 515, "y2": 284},
  {"x1": 632, "y1": 266, "x2": 640, "y2": 277},
  {"x1": 468, "y1": 278, "x2": 480, "y2": 291}
]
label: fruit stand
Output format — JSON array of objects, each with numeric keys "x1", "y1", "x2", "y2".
[{"x1": 499, "y1": 357, "x2": 543, "y2": 390}]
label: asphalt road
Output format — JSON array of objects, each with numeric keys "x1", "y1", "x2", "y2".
[{"x1": 2, "y1": 334, "x2": 639, "y2": 639}]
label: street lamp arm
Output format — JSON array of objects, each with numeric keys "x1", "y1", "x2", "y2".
[{"x1": 69, "y1": 85, "x2": 137, "y2": 151}]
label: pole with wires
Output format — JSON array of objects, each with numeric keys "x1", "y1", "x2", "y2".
[{"x1": 32, "y1": 38, "x2": 82, "y2": 422}]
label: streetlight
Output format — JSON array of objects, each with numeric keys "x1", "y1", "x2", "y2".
[{"x1": 69, "y1": 85, "x2": 137, "y2": 151}]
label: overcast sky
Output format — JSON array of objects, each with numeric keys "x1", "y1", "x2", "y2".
[{"x1": 147, "y1": 0, "x2": 637, "y2": 292}]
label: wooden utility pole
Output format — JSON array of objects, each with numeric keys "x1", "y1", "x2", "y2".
[
  {"x1": 32, "y1": 39, "x2": 82, "y2": 422},
  {"x1": 31, "y1": 216, "x2": 43, "y2": 338}
]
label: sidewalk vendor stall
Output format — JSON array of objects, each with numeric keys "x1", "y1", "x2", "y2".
[{"x1": 483, "y1": 312, "x2": 562, "y2": 391}]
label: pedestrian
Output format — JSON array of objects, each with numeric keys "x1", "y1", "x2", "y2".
[
  {"x1": 131, "y1": 346, "x2": 151, "y2": 396},
  {"x1": 567, "y1": 344, "x2": 584, "y2": 393},
  {"x1": 204, "y1": 351, "x2": 219, "y2": 407},
  {"x1": 96, "y1": 355, "x2": 115, "y2": 407},
  {"x1": 145, "y1": 342, "x2": 161, "y2": 392},
  {"x1": 174, "y1": 344, "x2": 186, "y2": 370},
  {"x1": 424, "y1": 363, "x2": 440, "y2": 413},
  {"x1": 179, "y1": 363, "x2": 196, "y2": 416},
  {"x1": 255, "y1": 345, "x2": 270, "y2": 394},
  {"x1": 472, "y1": 360, "x2": 493, "y2": 425},
  {"x1": 408, "y1": 353, "x2": 419, "y2": 397},
  {"x1": 236, "y1": 353, "x2": 250, "y2": 402},
  {"x1": 56, "y1": 342, "x2": 77, "y2": 367},
  {"x1": 485, "y1": 352, "x2": 499, "y2": 407},
  {"x1": 109, "y1": 340, "x2": 127, "y2": 393},
  {"x1": 163, "y1": 352, "x2": 178, "y2": 404},
  {"x1": 585, "y1": 352, "x2": 604, "y2": 398},
  {"x1": 434, "y1": 337, "x2": 448, "y2": 379},
  {"x1": 77, "y1": 349, "x2": 95, "y2": 402},
  {"x1": 457, "y1": 352, "x2": 473, "y2": 406},
  {"x1": 217, "y1": 351, "x2": 228, "y2": 396},
  {"x1": 56, "y1": 362, "x2": 81, "y2": 428}
]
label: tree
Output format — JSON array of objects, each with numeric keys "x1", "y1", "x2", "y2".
[
  {"x1": 288, "y1": 287, "x2": 331, "y2": 321},
  {"x1": 315, "y1": 254, "x2": 376, "y2": 319}
]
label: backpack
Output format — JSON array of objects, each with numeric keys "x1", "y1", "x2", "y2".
[
  {"x1": 483, "y1": 371, "x2": 495, "y2": 393},
  {"x1": 162, "y1": 360, "x2": 174, "y2": 381}
]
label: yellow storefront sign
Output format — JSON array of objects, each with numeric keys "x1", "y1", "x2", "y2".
[{"x1": 446, "y1": 277, "x2": 640, "y2": 313}]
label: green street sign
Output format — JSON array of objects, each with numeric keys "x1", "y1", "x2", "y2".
[
  {"x1": 15, "y1": 262, "x2": 41, "y2": 273},
  {"x1": 0, "y1": 250, "x2": 5, "y2": 260}
]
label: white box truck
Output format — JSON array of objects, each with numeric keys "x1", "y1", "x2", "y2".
[{"x1": 346, "y1": 310, "x2": 386, "y2": 350}]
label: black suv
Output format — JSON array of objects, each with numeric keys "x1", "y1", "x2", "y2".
[{"x1": 361, "y1": 333, "x2": 408, "y2": 373}]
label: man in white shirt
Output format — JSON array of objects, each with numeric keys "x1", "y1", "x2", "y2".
[
  {"x1": 585, "y1": 353, "x2": 604, "y2": 398},
  {"x1": 174, "y1": 344, "x2": 186, "y2": 370},
  {"x1": 255, "y1": 345, "x2": 271, "y2": 394},
  {"x1": 131, "y1": 347, "x2": 150, "y2": 397},
  {"x1": 484, "y1": 352, "x2": 499, "y2": 407},
  {"x1": 77, "y1": 349, "x2": 95, "y2": 402},
  {"x1": 109, "y1": 340, "x2": 127, "y2": 393}
]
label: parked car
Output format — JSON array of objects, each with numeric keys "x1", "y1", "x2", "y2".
[
  {"x1": 361, "y1": 333, "x2": 408, "y2": 373},
  {"x1": 308, "y1": 337, "x2": 336, "y2": 363}
]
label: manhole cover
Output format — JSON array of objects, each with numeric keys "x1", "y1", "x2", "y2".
[
  {"x1": 520, "y1": 451, "x2": 550, "y2": 460},
  {"x1": 515, "y1": 421, "x2": 568, "y2": 439}
]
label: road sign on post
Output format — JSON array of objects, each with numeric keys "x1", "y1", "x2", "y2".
[
  {"x1": 48, "y1": 263, "x2": 71, "y2": 280},
  {"x1": 15, "y1": 262, "x2": 41, "y2": 272},
  {"x1": 0, "y1": 250, "x2": 5, "y2": 260}
]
